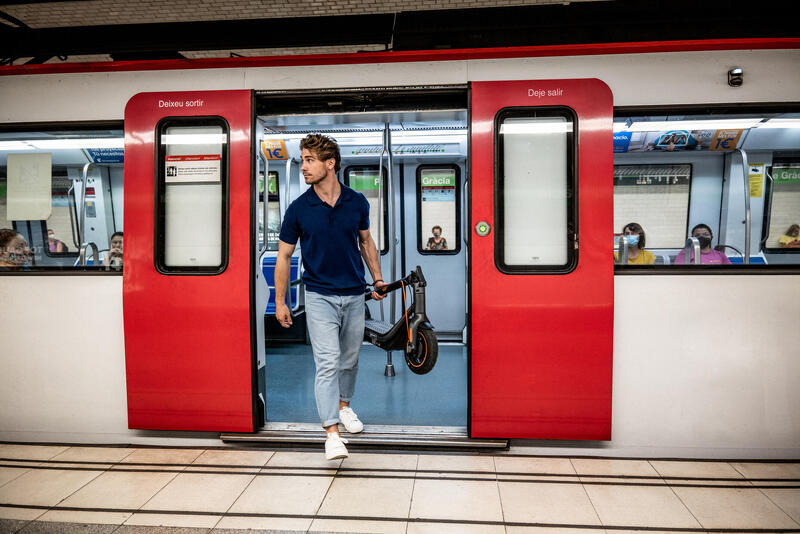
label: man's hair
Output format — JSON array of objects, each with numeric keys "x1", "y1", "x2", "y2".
[
  {"x1": 300, "y1": 134, "x2": 341, "y2": 172},
  {"x1": 111, "y1": 231, "x2": 123, "y2": 240},
  {"x1": 432, "y1": 225, "x2": 443, "y2": 233},
  {"x1": 622, "y1": 222, "x2": 645, "y2": 249}
]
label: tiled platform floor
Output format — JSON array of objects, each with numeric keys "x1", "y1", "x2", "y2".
[{"x1": 1, "y1": 443, "x2": 799, "y2": 533}]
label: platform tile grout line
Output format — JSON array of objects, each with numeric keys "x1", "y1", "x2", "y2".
[
  {"x1": 490, "y1": 456, "x2": 509, "y2": 534},
  {"x1": 751, "y1": 477, "x2": 800, "y2": 528},
  {"x1": 403, "y1": 455, "x2": 420, "y2": 534},
  {"x1": 5, "y1": 503, "x2": 800, "y2": 532},
  {"x1": 577, "y1": 458, "x2": 605, "y2": 530}
]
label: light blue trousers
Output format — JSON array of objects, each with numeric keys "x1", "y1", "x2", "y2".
[{"x1": 305, "y1": 291, "x2": 365, "y2": 428}]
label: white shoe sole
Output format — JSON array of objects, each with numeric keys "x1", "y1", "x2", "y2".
[
  {"x1": 339, "y1": 423, "x2": 364, "y2": 434},
  {"x1": 326, "y1": 450, "x2": 348, "y2": 460}
]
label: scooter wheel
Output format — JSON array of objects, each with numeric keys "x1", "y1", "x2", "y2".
[{"x1": 405, "y1": 327, "x2": 438, "y2": 375}]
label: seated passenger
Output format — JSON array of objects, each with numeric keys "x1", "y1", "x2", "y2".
[
  {"x1": 105, "y1": 231, "x2": 123, "y2": 267},
  {"x1": 426, "y1": 225, "x2": 448, "y2": 251},
  {"x1": 47, "y1": 229, "x2": 68, "y2": 253},
  {"x1": 674, "y1": 224, "x2": 732, "y2": 265},
  {"x1": 614, "y1": 222, "x2": 655, "y2": 265},
  {"x1": 0, "y1": 228, "x2": 32, "y2": 267},
  {"x1": 779, "y1": 224, "x2": 800, "y2": 248}
]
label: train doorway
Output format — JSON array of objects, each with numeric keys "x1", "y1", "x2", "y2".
[{"x1": 250, "y1": 88, "x2": 476, "y2": 442}]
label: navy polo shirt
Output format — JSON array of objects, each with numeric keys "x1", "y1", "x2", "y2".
[{"x1": 279, "y1": 183, "x2": 370, "y2": 296}]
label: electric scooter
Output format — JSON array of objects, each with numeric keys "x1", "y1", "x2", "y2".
[{"x1": 364, "y1": 266, "x2": 438, "y2": 374}]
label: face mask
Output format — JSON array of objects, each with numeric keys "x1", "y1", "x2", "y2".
[
  {"x1": 623, "y1": 235, "x2": 639, "y2": 246},
  {"x1": 433, "y1": 232, "x2": 440, "y2": 238},
  {"x1": 696, "y1": 236, "x2": 712, "y2": 249},
  {"x1": 8, "y1": 252, "x2": 29, "y2": 266}
]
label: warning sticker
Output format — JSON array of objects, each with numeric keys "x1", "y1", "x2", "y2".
[{"x1": 165, "y1": 155, "x2": 221, "y2": 183}]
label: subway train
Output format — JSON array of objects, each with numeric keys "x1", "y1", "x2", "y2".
[{"x1": 1, "y1": 38, "x2": 799, "y2": 458}]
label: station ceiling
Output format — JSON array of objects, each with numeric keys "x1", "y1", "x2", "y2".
[{"x1": 1, "y1": 0, "x2": 796, "y2": 65}]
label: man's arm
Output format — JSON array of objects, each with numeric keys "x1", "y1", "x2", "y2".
[
  {"x1": 275, "y1": 239, "x2": 296, "y2": 327},
  {"x1": 358, "y1": 229, "x2": 386, "y2": 300}
]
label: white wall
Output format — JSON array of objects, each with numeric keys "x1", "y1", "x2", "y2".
[
  {"x1": 1, "y1": 274, "x2": 798, "y2": 456},
  {"x1": 0, "y1": 276, "x2": 221, "y2": 446},
  {"x1": 1, "y1": 49, "x2": 799, "y2": 122}
]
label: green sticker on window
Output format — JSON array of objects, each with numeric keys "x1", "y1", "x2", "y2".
[
  {"x1": 350, "y1": 172, "x2": 381, "y2": 191},
  {"x1": 773, "y1": 166, "x2": 800, "y2": 184}
]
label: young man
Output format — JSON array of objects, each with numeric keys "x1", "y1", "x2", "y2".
[{"x1": 275, "y1": 133, "x2": 386, "y2": 460}]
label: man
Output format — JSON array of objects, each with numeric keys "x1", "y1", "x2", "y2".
[{"x1": 275, "y1": 133, "x2": 386, "y2": 460}]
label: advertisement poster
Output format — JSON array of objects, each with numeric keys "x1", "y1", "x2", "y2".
[
  {"x1": 7, "y1": 152, "x2": 52, "y2": 221},
  {"x1": 262, "y1": 140, "x2": 288, "y2": 160},
  {"x1": 748, "y1": 164, "x2": 764, "y2": 198},
  {"x1": 165, "y1": 155, "x2": 221, "y2": 183},
  {"x1": 615, "y1": 129, "x2": 742, "y2": 153}
]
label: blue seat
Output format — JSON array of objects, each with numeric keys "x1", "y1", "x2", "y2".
[
  {"x1": 263, "y1": 256, "x2": 300, "y2": 315},
  {"x1": 729, "y1": 256, "x2": 767, "y2": 264}
]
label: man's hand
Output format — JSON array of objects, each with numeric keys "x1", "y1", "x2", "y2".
[
  {"x1": 371, "y1": 280, "x2": 387, "y2": 301},
  {"x1": 275, "y1": 303, "x2": 293, "y2": 328}
]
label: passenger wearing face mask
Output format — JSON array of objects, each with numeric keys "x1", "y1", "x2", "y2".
[
  {"x1": 0, "y1": 228, "x2": 32, "y2": 268},
  {"x1": 426, "y1": 225, "x2": 448, "y2": 251},
  {"x1": 674, "y1": 223, "x2": 732, "y2": 265},
  {"x1": 614, "y1": 222, "x2": 655, "y2": 264}
]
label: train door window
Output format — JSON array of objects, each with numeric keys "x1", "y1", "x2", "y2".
[
  {"x1": 344, "y1": 165, "x2": 388, "y2": 254},
  {"x1": 417, "y1": 165, "x2": 460, "y2": 254},
  {"x1": 613, "y1": 164, "x2": 691, "y2": 249},
  {"x1": 763, "y1": 161, "x2": 800, "y2": 254},
  {"x1": 156, "y1": 118, "x2": 229, "y2": 273},
  {"x1": 266, "y1": 171, "x2": 281, "y2": 251},
  {"x1": 495, "y1": 109, "x2": 577, "y2": 273}
]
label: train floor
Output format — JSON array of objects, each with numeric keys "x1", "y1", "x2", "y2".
[
  {"x1": 265, "y1": 342, "x2": 467, "y2": 428},
  {"x1": 1, "y1": 444, "x2": 800, "y2": 533}
]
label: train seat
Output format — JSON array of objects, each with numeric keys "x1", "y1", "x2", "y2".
[{"x1": 262, "y1": 255, "x2": 302, "y2": 315}]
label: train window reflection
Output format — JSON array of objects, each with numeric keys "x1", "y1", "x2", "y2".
[
  {"x1": 156, "y1": 119, "x2": 229, "y2": 273},
  {"x1": 417, "y1": 165, "x2": 460, "y2": 255},
  {"x1": 495, "y1": 109, "x2": 577, "y2": 273},
  {"x1": 0, "y1": 127, "x2": 123, "y2": 272},
  {"x1": 344, "y1": 165, "x2": 388, "y2": 254}
]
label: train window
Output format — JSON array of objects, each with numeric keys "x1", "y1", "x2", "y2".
[
  {"x1": 417, "y1": 165, "x2": 460, "y2": 254},
  {"x1": 613, "y1": 110, "x2": 800, "y2": 268},
  {"x1": 762, "y1": 161, "x2": 800, "y2": 254},
  {"x1": 613, "y1": 164, "x2": 691, "y2": 249},
  {"x1": 155, "y1": 118, "x2": 229, "y2": 274},
  {"x1": 495, "y1": 109, "x2": 577, "y2": 273},
  {"x1": 344, "y1": 165, "x2": 388, "y2": 254},
  {"x1": 1, "y1": 127, "x2": 124, "y2": 272},
  {"x1": 266, "y1": 171, "x2": 281, "y2": 251}
]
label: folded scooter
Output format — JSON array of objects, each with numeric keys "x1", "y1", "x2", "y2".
[{"x1": 364, "y1": 266, "x2": 438, "y2": 374}]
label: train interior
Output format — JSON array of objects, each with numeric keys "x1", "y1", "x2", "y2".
[{"x1": 255, "y1": 109, "x2": 470, "y2": 433}]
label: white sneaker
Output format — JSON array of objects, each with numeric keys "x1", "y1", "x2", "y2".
[
  {"x1": 325, "y1": 434, "x2": 349, "y2": 460},
  {"x1": 339, "y1": 406, "x2": 364, "y2": 433}
]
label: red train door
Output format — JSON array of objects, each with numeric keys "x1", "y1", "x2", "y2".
[
  {"x1": 123, "y1": 90, "x2": 257, "y2": 432},
  {"x1": 470, "y1": 79, "x2": 614, "y2": 440}
]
